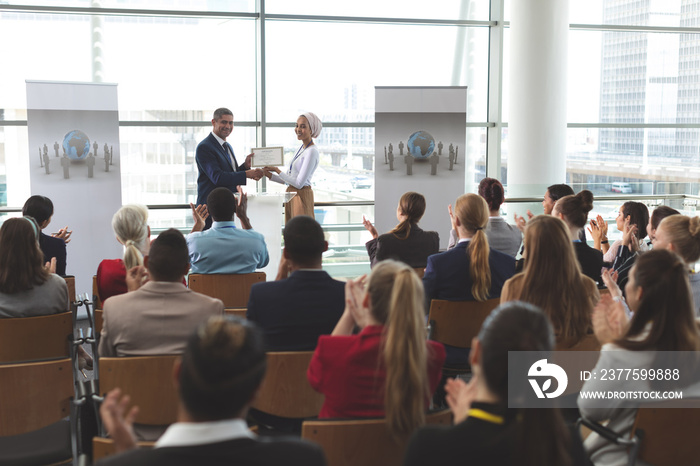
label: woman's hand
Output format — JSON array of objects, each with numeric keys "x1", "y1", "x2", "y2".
[
  {"x1": 189, "y1": 203, "x2": 208, "y2": 233},
  {"x1": 592, "y1": 293, "x2": 627, "y2": 345},
  {"x1": 44, "y1": 257, "x2": 57, "y2": 274},
  {"x1": 125, "y1": 265, "x2": 148, "y2": 292},
  {"x1": 621, "y1": 217, "x2": 639, "y2": 251},
  {"x1": 331, "y1": 275, "x2": 368, "y2": 336},
  {"x1": 445, "y1": 376, "x2": 478, "y2": 425},
  {"x1": 448, "y1": 204, "x2": 458, "y2": 232},
  {"x1": 600, "y1": 268, "x2": 620, "y2": 296},
  {"x1": 52, "y1": 227, "x2": 73, "y2": 244},
  {"x1": 263, "y1": 166, "x2": 281, "y2": 179},
  {"x1": 362, "y1": 215, "x2": 379, "y2": 239},
  {"x1": 588, "y1": 215, "x2": 608, "y2": 251}
]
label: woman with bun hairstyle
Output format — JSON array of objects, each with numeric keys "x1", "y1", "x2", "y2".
[
  {"x1": 307, "y1": 260, "x2": 445, "y2": 437},
  {"x1": 363, "y1": 191, "x2": 439, "y2": 268},
  {"x1": 0, "y1": 217, "x2": 68, "y2": 317},
  {"x1": 501, "y1": 215, "x2": 599, "y2": 348},
  {"x1": 579, "y1": 249, "x2": 700, "y2": 466},
  {"x1": 264, "y1": 112, "x2": 322, "y2": 221},
  {"x1": 552, "y1": 190, "x2": 604, "y2": 284},
  {"x1": 589, "y1": 201, "x2": 649, "y2": 262},
  {"x1": 96, "y1": 204, "x2": 150, "y2": 302},
  {"x1": 405, "y1": 302, "x2": 586, "y2": 466}
]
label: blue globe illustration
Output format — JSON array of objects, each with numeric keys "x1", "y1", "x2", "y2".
[
  {"x1": 62, "y1": 130, "x2": 90, "y2": 161},
  {"x1": 407, "y1": 130, "x2": 436, "y2": 159}
]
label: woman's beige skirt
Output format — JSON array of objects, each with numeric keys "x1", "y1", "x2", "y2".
[{"x1": 285, "y1": 185, "x2": 315, "y2": 222}]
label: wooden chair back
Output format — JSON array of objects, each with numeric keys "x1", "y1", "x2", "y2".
[
  {"x1": 224, "y1": 308, "x2": 247, "y2": 320},
  {"x1": 188, "y1": 272, "x2": 266, "y2": 308},
  {"x1": 412, "y1": 267, "x2": 425, "y2": 279},
  {"x1": 555, "y1": 333, "x2": 601, "y2": 352},
  {"x1": 0, "y1": 359, "x2": 73, "y2": 436},
  {"x1": 633, "y1": 399, "x2": 700, "y2": 465},
  {"x1": 92, "y1": 275, "x2": 103, "y2": 310},
  {"x1": 94, "y1": 309, "x2": 104, "y2": 335},
  {"x1": 252, "y1": 351, "x2": 323, "y2": 418},
  {"x1": 301, "y1": 409, "x2": 452, "y2": 466},
  {"x1": 92, "y1": 438, "x2": 156, "y2": 462},
  {"x1": 0, "y1": 312, "x2": 72, "y2": 363},
  {"x1": 98, "y1": 356, "x2": 179, "y2": 425},
  {"x1": 64, "y1": 275, "x2": 76, "y2": 309},
  {"x1": 427, "y1": 298, "x2": 500, "y2": 348}
]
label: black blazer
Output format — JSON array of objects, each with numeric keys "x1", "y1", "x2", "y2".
[
  {"x1": 365, "y1": 225, "x2": 439, "y2": 268},
  {"x1": 573, "y1": 241, "x2": 604, "y2": 286},
  {"x1": 39, "y1": 232, "x2": 67, "y2": 276}
]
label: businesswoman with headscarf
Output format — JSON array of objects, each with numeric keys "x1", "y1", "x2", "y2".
[{"x1": 264, "y1": 112, "x2": 322, "y2": 221}]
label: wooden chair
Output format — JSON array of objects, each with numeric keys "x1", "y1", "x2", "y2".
[
  {"x1": 412, "y1": 267, "x2": 425, "y2": 279},
  {"x1": 92, "y1": 275, "x2": 103, "y2": 310},
  {"x1": 188, "y1": 272, "x2": 266, "y2": 308},
  {"x1": 64, "y1": 275, "x2": 76, "y2": 309},
  {"x1": 92, "y1": 438, "x2": 156, "y2": 462},
  {"x1": 94, "y1": 308, "x2": 104, "y2": 335},
  {"x1": 224, "y1": 308, "x2": 247, "y2": 320},
  {"x1": 555, "y1": 333, "x2": 601, "y2": 352},
  {"x1": 301, "y1": 409, "x2": 452, "y2": 466},
  {"x1": 0, "y1": 358, "x2": 77, "y2": 464},
  {"x1": 252, "y1": 351, "x2": 323, "y2": 418},
  {"x1": 0, "y1": 311, "x2": 72, "y2": 363},
  {"x1": 427, "y1": 298, "x2": 500, "y2": 349}
]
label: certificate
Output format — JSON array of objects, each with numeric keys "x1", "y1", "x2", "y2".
[{"x1": 251, "y1": 146, "x2": 284, "y2": 167}]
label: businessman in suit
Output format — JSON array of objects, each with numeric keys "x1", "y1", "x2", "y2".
[{"x1": 196, "y1": 108, "x2": 263, "y2": 229}]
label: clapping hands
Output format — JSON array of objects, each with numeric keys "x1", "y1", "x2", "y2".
[{"x1": 52, "y1": 227, "x2": 72, "y2": 244}]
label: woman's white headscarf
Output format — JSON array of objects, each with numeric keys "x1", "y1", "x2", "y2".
[{"x1": 301, "y1": 112, "x2": 323, "y2": 139}]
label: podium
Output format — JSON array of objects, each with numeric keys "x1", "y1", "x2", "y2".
[{"x1": 243, "y1": 192, "x2": 295, "y2": 281}]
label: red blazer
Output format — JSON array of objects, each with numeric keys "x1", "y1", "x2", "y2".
[
  {"x1": 307, "y1": 325, "x2": 446, "y2": 419},
  {"x1": 97, "y1": 259, "x2": 127, "y2": 303}
]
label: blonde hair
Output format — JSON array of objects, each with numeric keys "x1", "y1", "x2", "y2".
[
  {"x1": 659, "y1": 215, "x2": 700, "y2": 266},
  {"x1": 519, "y1": 215, "x2": 592, "y2": 343},
  {"x1": 112, "y1": 204, "x2": 149, "y2": 269},
  {"x1": 367, "y1": 260, "x2": 429, "y2": 438},
  {"x1": 455, "y1": 193, "x2": 491, "y2": 301}
]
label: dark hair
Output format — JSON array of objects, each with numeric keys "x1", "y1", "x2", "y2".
[
  {"x1": 650, "y1": 205, "x2": 680, "y2": 231},
  {"x1": 147, "y1": 228, "x2": 189, "y2": 282},
  {"x1": 0, "y1": 217, "x2": 49, "y2": 293},
  {"x1": 213, "y1": 107, "x2": 233, "y2": 120},
  {"x1": 389, "y1": 192, "x2": 426, "y2": 240},
  {"x1": 478, "y1": 302, "x2": 572, "y2": 466},
  {"x1": 283, "y1": 216, "x2": 325, "y2": 266},
  {"x1": 22, "y1": 195, "x2": 54, "y2": 226},
  {"x1": 621, "y1": 201, "x2": 649, "y2": 240},
  {"x1": 207, "y1": 187, "x2": 236, "y2": 222},
  {"x1": 619, "y1": 249, "x2": 700, "y2": 352},
  {"x1": 179, "y1": 316, "x2": 267, "y2": 421},
  {"x1": 478, "y1": 178, "x2": 505, "y2": 211},
  {"x1": 555, "y1": 190, "x2": 594, "y2": 229},
  {"x1": 547, "y1": 184, "x2": 575, "y2": 202}
]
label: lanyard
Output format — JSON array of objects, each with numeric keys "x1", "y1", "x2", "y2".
[{"x1": 467, "y1": 408, "x2": 504, "y2": 425}]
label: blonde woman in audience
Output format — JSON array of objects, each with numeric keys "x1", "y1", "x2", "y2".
[
  {"x1": 579, "y1": 249, "x2": 700, "y2": 466},
  {"x1": 307, "y1": 260, "x2": 446, "y2": 438},
  {"x1": 405, "y1": 302, "x2": 587, "y2": 466},
  {"x1": 363, "y1": 191, "x2": 439, "y2": 268},
  {"x1": 501, "y1": 215, "x2": 599, "y2": 348},
  {"x1": 96, "y1": 204, "x2": 150, "y2": 302},
  {"x1": 0, "y1": 217, "x2": 68, "y2": 318}
]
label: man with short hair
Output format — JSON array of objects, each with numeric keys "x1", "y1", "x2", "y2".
[
  {"x1": 196, "y1": 107, "x2": 264, "y2": 229},
  {"x1": 187, "y1": 188, "x2": 269, "y2": 274},
  {"x1": 96, "y1": 316, "x2": 326, "y2": 466},
  {"x1": 246, "y1": 216, "x2": 344, "y2": 351},
  {"x1": 98, "y1": 228, "x2": 224, "y2": 358},
  {"x1": 22, "y1": 195, "x2": 71, "y2": 276}
]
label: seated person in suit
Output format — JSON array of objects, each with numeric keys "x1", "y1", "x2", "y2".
[
  {"x1": 99, "y1": 228, "x2": 224, "y2": 358},
  {"x1": 97, "y1": 204, "x2": 150, "y2": 302},
  {"x1": 95, "y1": 316, "x2": 325, "y2": 466},
  {"x1": 363, "y1": 191, "x2": 439, "y2": 268},
  {"x1": 447, "y1": 178, "x2": 522, "y2": 257},
  {"x1": 247, "y1": 215, "x2": 344, "y2": 351},
  {"x1": 0, "y1": 217, "x2": 67, "y2": 318},
  {"x1": 551, "y1": 190, "x2": 604, "y2": 285},
  {"x1": 405, "y1": 302, "x2": 588, "y2": 466},
  {"x1": 308, "y1": 260, "x2": 446, "y2": 438},
  {"x1": 501, "y1": 216, "x2": 599, "y2": 349},
  {"x1": 187, "y1": 187, "x2": 269, "y2": 274},
  {"x1": 22, "y1": 195, "x2": 72, "y2": 276}
]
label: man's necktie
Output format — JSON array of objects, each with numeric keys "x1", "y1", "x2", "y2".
[{"x1": 224, "y1": 142, "x2": 238, "y2": 171}]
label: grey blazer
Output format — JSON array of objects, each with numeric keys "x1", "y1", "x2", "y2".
[{"x1": 447, "y1": 217, "x2": 522, "y2": 257}]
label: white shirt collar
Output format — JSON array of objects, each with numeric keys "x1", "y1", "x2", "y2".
[
  {"x1": 458, "y1": 238, "x2": 472, "y2": 244},
  {"x1": 155, "y1": 418, "x2": 255, "y2": 449},
  {"x1": 211, "y1": 131, "x2": 226, "y2": 146}
]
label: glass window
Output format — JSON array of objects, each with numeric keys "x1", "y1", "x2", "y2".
[{"x1": 3, "y1": 0, "x2": 255, "y2": 13}]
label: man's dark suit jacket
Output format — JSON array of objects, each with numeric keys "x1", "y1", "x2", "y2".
[
  {"x1": 423, "y1": 241, "x2": 516, "y2": 306},
  {"x1": 246, "y1": 270, "x2": 345, "y2": 351},
  {"x1": 195, "y1": 132, "x2": 248, "y2": 207},
  {"x1": 573, "y1": 241, "x2": 604, "y2": 286},
  {"x1": 39, "y1": 232, "x2": 66, "y2": 276},
  {"x1": 365, "y1": 225, "x2": 439, "y2": 268},
  {"x1": 95, "y1": 437, "x2": 326, "y2": 466}
]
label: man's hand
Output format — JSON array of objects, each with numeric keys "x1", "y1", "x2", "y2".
[
  {"x1": 244, "y1": 153, "x2": 254, "y2": 168},
  {"x1": 246, "y1": 168, "x2": 264, "y2": 180},
  {"x1": 190, "y1": 203, "x2": 208, "y2": 233},
  {"x1": 236, "y1": 188, "x2": 253, "y2": 230},
  {"x1": 100, "y1": 388, "x2": 139, "y2": 453},
  {"x1": 125, "y1": 265, "x2": 148, "y2": 292},
  {"x1": 52, "y1": 227, "x2": 73, "y2": 244}
]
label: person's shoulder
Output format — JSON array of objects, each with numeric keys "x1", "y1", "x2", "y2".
[
  {"x1": 490, "y1": 248, "x2": 517, "y2": 267},
  {"x1": 254, "y1": 436, "x2": 326, "y2": 463},
  {"x1": 41, "y1": 232, "x2": 65, "y2": 247},
  {"x1": 98, "y1": 258, "x2": 125, "y2": 273}
]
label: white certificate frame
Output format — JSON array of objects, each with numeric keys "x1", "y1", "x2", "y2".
[{"x1": 251, "y1": 146, "x2": 284, "y2": 167}]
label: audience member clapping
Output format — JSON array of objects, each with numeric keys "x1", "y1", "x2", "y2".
[
  {"x1": 307, "y1": 260, "x2": 446, "y2": 437},
  {"x1": 589, "y1": 201, "x2": 649, "y2": 262},
  {"x1": 22, "y1": 195, "x2": 72, "y2": 276}
]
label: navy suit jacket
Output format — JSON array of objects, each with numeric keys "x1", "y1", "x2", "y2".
[
  {"x1": 195, "y1": 133, "x2": 248, "y2": 206},
  {"x1": 246, "y1": 270, "x2": 345, "y2": 351},
  {"x1": 423, "y1": 241, "x2": 516, "y2": 307}
]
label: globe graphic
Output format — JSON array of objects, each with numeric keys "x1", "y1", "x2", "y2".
[
  {"x1": 407, "y1": 130, "x2": 436, "y2": 159},
  {"x1": 62, "y1": 130, "x2": 90, "y2": 161}
]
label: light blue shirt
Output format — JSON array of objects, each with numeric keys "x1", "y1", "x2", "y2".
[{"x1": 187, "y1": 221, "x2": 269, "y2": 274}]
